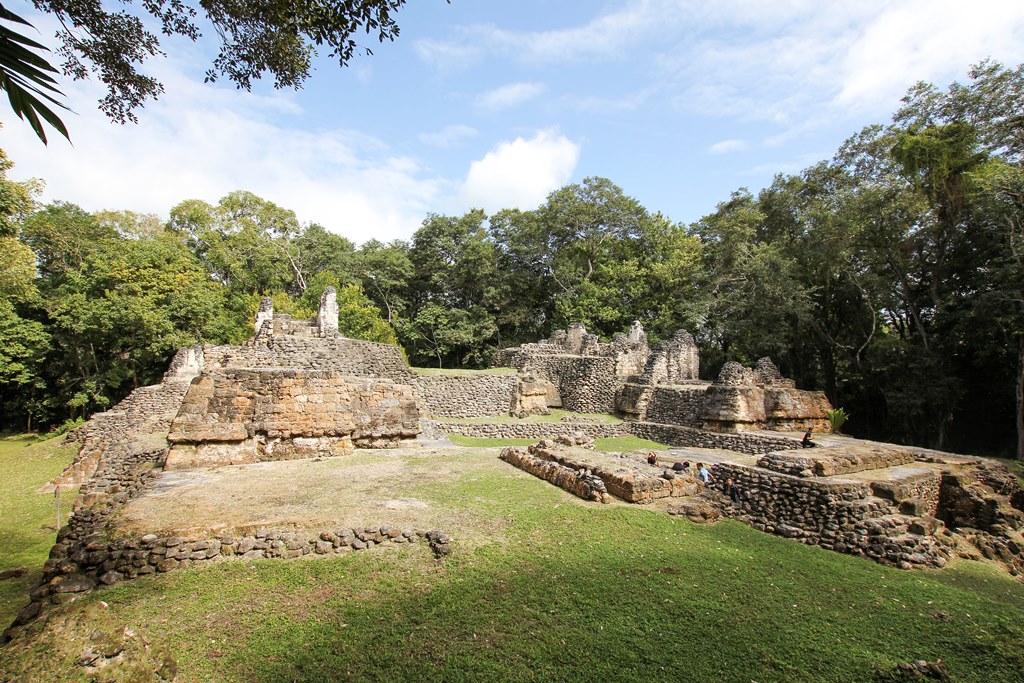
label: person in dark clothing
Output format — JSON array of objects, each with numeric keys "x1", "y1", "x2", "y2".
[
  {"x1": 647, "y1": 451, "x2": 658, "y2": 466},
  {"x1": 802, "y1": 429, "x2": 815, "y2": 448},
  {"x1": 725, "y1": 476, "x2": 741, "y2": 503}
]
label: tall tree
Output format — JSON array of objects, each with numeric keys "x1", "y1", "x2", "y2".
[
  {"x1": 5, "y1": 1, "x2": 436, "y2": 141},
  {"x1": 405, "y1": 210, "x2": 499, "y2": 367}
]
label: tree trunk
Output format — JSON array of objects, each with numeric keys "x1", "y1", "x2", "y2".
[{"x1": 1017, "y1": 337, "x2": 1024, "y2": 460}]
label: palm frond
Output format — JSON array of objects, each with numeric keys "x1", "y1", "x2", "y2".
[{"x1": 0, "y1": 4, "x2": 71, "y2": 144}]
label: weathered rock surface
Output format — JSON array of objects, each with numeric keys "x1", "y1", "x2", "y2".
[
  {"x1": 166, "y1": 369, "x2": 421, "y2": 469},
  {"x1": 701, "y1": 358, "x2": 831, "y2": 432},
  {"x1": 501, "y1": 442, "x2": 701, "y2": 504}
]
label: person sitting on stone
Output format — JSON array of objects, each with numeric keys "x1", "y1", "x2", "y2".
[
  {"x1": 697, "y1": 462, "x2": 714, "y2": 486},
  {"x1": 802, "y1": 429, "x2": 815, "y2": 449},
  {"x1": 672, "y1": 461, "x2": 685, "y2": 472},
  {"x1": 724, "y1": 476, "x2": 741, "y2": 503},
  {"x1": 647, "y1": 451, "x2": 659, "y2": 466}
]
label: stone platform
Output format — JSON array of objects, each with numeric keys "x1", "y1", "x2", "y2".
[
  {"x1": 501, "y1": 440, "x2": 702, "y2": 504},
  {"x1": 499, "y1": 433, "x2": 1024, "y2": 578}
]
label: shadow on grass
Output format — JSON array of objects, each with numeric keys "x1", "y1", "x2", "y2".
[{"x1": 108, "y1": 510, "x2": 1018, "y2": 683}]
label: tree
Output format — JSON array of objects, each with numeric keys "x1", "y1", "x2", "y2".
[
  {"x1": 405, "y1": 303, "x2": 496, "y2": 369},
  {"x1": 0, "y1": 298, "x2": 50, "y2": 430},
  {"x1": 0, "y1": 146, "x2": 42, "y2": 235},
  {"x1": 298, "y1": 273, "x2": 397, "y2": 345},
  {"x1": 405, "y1": 210, "x2": 501, "y2": 366},
  {"x1": 169, "y1": 191, "x2": 301, "y2": 295},
  {"x1": 5, "y1": 0, "x2": 431, "y2": 142},
  {"x1": 354, "y1": 239, "x2": 413, "y2": 325}
]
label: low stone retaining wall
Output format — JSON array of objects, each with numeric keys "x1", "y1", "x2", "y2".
[
  {"x1": 438, "y1": 421, "x2": 629, "y2": 440},
  {"x1": 438, "y1": 419, "x2": 801, "y2": 454},
  {"x1": 48, "y1": 526, "x2": 451, "y2": 591},
  {"x1": 628, "y1": 422, "x2": 802, "y2": 454},
  {"x1": 758, "y1": 446, "x2": 917, "y2": 477},
  {"x1": 415, "y1": 374, "x2": 516, "y2": 419},
  {"x1": 709, "y1": 462, "x2": 950, "y2": 570}
]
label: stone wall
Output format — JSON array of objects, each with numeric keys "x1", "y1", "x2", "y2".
[
  {"x1": 166, "y1": 369, "x2": 421, "y2": 469},
  {"x1": 871, "y1": 472, "x2": 942, "y2": 517},
  {"x1": 555, "y1": 357, "x2": 618, "y2": 413},
  {"x1": 437, "y1": 418, "x2": 802, "y2": 455},
  {"x1": 710, "y1": 462, "x2": 950, "y2": 570},
  {"x1": 438, "y1": 420, "x2": 629, "y2": 440},
  {"x1": 203, "y1": 337, "x2": 415, "y2": 382},
  {"x1": 701, "y1": 359, "x2": 832, "y2": 432},
  {"x1": 494, "y1": 354, "x2": 619, "y2": 413},
  {"x1": 757, "y1": 446, "x2": 917, "y2": 477},
  {"x1": 618, "y1": 384, "x2": 708, "y2": 427},
  {"x1": 53, "y1": 378, "x2": 193, "y2": 489},
  {"x1": 415, "y1": 374, "x2": 517, "y2": 419},
  {"x1": 501, "y1": 442, "x2": 700, "y2": 504},
  {"x1": 637, "y1": 329, "x2": 700, "y2": 384},
  {"x1": 628, "y1": 422, "x2": 802, "y2": 455},
  {"x1": 492, "y1": 323, "x2": 652, "y2": 414}
]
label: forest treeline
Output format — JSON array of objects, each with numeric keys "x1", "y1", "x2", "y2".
[{"x1": 1, "y1": 61, "x2": 1022, "y2": 458}]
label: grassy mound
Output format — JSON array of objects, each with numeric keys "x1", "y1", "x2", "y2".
[{"x1": 2, "y1": 442, "x2": 1023, "y2": 682}]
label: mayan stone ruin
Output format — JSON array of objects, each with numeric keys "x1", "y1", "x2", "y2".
[{"x1": 8, "y1": 310, "x2": 1024, "y2": 642}]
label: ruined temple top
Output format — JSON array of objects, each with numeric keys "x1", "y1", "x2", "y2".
[
  {"x1": 493, "y1": 322, "x2": 700, "y2": 384},
  {"x1": 252, "y1": 287, "x2": 341, "y2": 340}
]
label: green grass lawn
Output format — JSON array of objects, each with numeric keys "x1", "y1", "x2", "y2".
[
  {"x1": 0, "y1": 435, "x2": 77, "y2": 628},
  {"x1": 3, "y1": 442, "x2": 1024, "y2": 682}
]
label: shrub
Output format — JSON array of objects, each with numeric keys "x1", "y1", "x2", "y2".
[
  {"x1": 41, "y1": 417, "x2": 85, "y2": 440},
  {"x1": 825, "y1": 407, "x2": 850, "y2": 433}
]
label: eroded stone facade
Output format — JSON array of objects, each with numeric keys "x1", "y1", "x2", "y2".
[
  {"x1": 700, "y1": 358, "x2": 831, "y2": 432},
  {"x1": 166, "y1": 370, "x2": 420, "y2": 469},
  {"x1": 497, "y1": 323, "x2": 830, "y2": 433},
  {"x1": 164, "y1": 295, "x2": 423, "y2": 468}
]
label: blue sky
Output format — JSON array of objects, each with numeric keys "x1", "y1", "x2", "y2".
[{"x1": 3, "y1": 0, "x2": 1024, "y2": 244}]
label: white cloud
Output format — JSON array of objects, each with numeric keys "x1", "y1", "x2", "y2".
[
  {"x1": 661, "y1": 0, "x2": 1024, "y2": 124},
  {"x1": 413, "y1": 38, "x2": 484, "y2": 71},
  {"x1": 708, "y1": 139, "x2": 748, "y2": 155},
  {"x1": 832, "y1": 0, "x2": 1024, "y2": 112},
  {"x1": 475, "y1": 82, "x2": 546, "y2": 111},
  {"x1": 460, "y1": 130, "x2": 580, "y2": 213},
  {"x1": 0, "y1": 54, "x2": 443, "y2": 245},
  {"x1": 414, "y1": 2, "x2": 673, "y2": 69},
  {"x1": 418, "y1": 124, "x2": 478, "y2": 148}
]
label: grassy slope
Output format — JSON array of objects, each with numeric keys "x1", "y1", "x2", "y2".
[
  {"x1": 2, "y1": 445, "x2": 1024, "y2": 682},
  {"x1": 0, "y1": 435, "x2": 77, "y2": 627}
]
